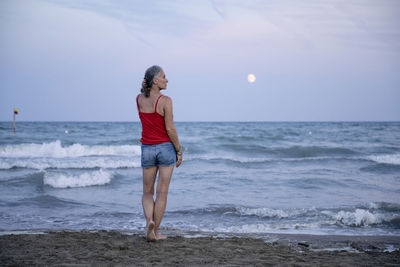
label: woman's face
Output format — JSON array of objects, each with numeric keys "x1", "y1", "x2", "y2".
[{"x1": 154, "y1": 70, "x2": 168, "y2": 90}]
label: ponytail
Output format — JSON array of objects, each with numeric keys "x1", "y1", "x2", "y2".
[{"x1": 140, "y1": 65, "x2": 163, "y2": 97}]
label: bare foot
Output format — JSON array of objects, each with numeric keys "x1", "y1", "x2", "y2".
[
  {"x1": 156, "y1": 233, "x2": 167, "y2": 240},
  {"x1": 146, "y1": 221, "x2": 156, "y2": 242}
]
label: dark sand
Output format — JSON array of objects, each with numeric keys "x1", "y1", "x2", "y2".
[{"x1": 1, "y1": 231, "x2": 399, "y2": 266}]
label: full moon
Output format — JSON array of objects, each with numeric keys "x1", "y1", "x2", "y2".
[{"x1": 247, "y1": 74, "x2": 256, "y2": 83}]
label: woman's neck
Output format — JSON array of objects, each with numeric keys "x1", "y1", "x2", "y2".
[{"x1": 149, "y1": 88, "x2": 161, "y2": 97}]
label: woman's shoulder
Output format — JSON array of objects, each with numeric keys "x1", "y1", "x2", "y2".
[
  {"x1": 160, "y1": 94, "x2": 172, "y2": 101},
  {"x1": 158, "y1": 95, "x2": 173, "y2": 111},
  {"x1": 160, "y1": 95, "x2": 172, "y2": 105}
]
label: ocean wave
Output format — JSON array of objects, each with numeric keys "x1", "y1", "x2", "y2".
[
  {"x1": 0, "y1": 157, "x2": 140, "y2": 170},
  {"x1": 236, "y1": 207, "x2": 308, "y2": 218},
  {"x1": 185, "y1": 153, "x2": 400, "y2": 168},
  {"x1": 169, "y1": 206, "x2": 237, "y2": 215},
  {"x1": 217, "y1": 144, "x2": 360, "y2": 158},
  {"x1": 215, "y1": 223, "x2": 275, "y2": 233},
  {"x1": 170, "y1": 205, "x2": 315, "y2": 219},
  {"x1": 43, "y1": 169, "x2": 113, "y2": 188},
  {"x1": 0, "y1": 140, "x2": 141, "y2": 158},
  {"x1": 183, "y1": 154, "x2": 366, "y2": 165},
  {"x1": 334, "y1": 209, "x2": 383, "y2": 226},
  {"x1": 367, "y1": 202, "x2": 400, "y2": 212},
  {"x1": 319, "y1": 208, "x2": 399, "y2": 227},
  {"x1": 236, "y1": 207, "x2": 399, "y2": 228},
  {"x1": 367, "y1": 154, "x2": 400, "y2": 165},
  {"x1": 171, "y1": 205, "x2": 399, "y2": 229},
  {"x1": 275, "y1": 146, "x2": 359, "y2": 157},
  {"x1": 184, "y1": 154, "x2": 272, "y2": 163},
  {"x1": 213, "y1": 222, "x2": 322, "y2": 234},
  {"x1": 14, "y1": 195, "x2": 83, "y2": 208}
]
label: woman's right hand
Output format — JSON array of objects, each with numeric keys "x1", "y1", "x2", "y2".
[{"x1": 176, "y1": 153, "x2": 182, "y2": 167}]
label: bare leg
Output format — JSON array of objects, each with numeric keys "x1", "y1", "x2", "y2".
[
  {"x1": 154, "y1": 165, "x2": 174, "y2": 239},
  {"x1": 142, "y1": 167, "x2": 158, "y2": 241}
]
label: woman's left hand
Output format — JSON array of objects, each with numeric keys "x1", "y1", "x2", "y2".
[{"x1": 176, "y1": 153, "x2": 182, "y2": 167}]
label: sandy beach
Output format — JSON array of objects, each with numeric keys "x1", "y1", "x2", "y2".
[{"x1": 1, "y1": 231, "x2": 399, "y2": 266}]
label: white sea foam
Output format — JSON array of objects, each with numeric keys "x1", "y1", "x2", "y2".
[
  {"x1": 217, "y1": 223, "x2": 273, "y2": 233},
  {"x1": 384, "y1": 245, "x2": 398, "y2": 253},
  {"x1": 237, "y1": 207, "x2": 291, "y2": 218},
  {"x1": 335, "y1": 209, "x2": 381, "y2": 226},
  {"x1": 214, "y1": 222, "x2": 321, "y2": 234},
  {"x1": 184, "y1": 154, "x2": 270, "y2": 163},
  {"x1": 0, "y1": 162, "x2": 11, "y2": 169},
  {"x1": 368, "y1": 202, "x2": 380, "y2": 209},
  {"x1": 367, "y1": 154, "x2": 400, "y2": 165},
  {"x1": 43, "y1": 169, "x2": 113, "y2": 188},
  {"x1": 185, "y1": 153, "x2": 357, "y2": 164},
  {"x1": 0, "y1": 158, "x2": 140, "y2": 170},
  {"x1": 0, "y1": 140, "x2": 141, "y2": 158}
]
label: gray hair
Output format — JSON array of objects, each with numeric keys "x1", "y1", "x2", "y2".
[{"x1": 141, "y1": 65, "x2": 163, "y2": 97}]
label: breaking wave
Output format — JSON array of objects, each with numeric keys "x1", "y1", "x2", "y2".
[
  {"x1": 0, "y1": 158, "x2": 140, "y2": 170},
  {"x1": 0, "y1": 140, "x2": 141, "y2": 158},
  {"x1": 43, "y1": 169, "x2": 113, "y2": 188},
  {"x1": 170, "y1": 205, "x2": 400, "y2": 233},
  {"x1": 367, "y1": 154, "x2": 400, "y2": 165},
  {"x1": 0, "y1": 141, "x2": 141, "y2": 170},
  {"x1": 334, "y1": 209, "x2": 382, "y2": 226}
]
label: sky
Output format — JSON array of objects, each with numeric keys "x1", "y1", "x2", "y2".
[{"x1": 0, "y1": 0, "x2": 399, "y2": 121}]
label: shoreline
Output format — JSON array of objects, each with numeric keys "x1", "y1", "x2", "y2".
[{"x1": 1, "y1": 230, "x2": 399, "y2": 266}]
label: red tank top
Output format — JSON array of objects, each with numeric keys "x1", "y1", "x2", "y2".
[{"x1": 137, "y1": 94, "x2": 172, "y2": 145}]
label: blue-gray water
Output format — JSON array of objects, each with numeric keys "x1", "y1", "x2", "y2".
[{"x1": 0, "y1": 121, "x2": 399, "y2": 236}]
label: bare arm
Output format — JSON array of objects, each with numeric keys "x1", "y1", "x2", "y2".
[{"x1": 163, "y1": 97, "x2": 182, "y2": 167}]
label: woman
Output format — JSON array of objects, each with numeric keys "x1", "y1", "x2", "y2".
[{"x1": 136, "y1": 65, "x2": 182, "y2": 241}]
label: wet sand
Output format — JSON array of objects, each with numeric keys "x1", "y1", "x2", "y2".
[{"x1": 1, "y1": 231, "x2": 399, "y2": 266}]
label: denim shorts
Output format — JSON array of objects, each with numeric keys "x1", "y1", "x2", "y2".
[{"x1": 141, "y1": 142, "x2": 176, "y2": 168}]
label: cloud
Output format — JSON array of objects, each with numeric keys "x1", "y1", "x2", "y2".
[
  {"x1": 43, "y1": 0, "x2": 400, "y2": 53},
  {"x1": 209, "y1": 0, "x2": 226, "y2": 19}
]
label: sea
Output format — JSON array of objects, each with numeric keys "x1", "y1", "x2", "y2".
[{"x1": 0, "y1": 121, "x2": 399, "y2": 237}]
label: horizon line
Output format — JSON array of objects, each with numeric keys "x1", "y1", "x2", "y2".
[{"x1": 1, "y1": 120, "x2": 399, "y2": 123}]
